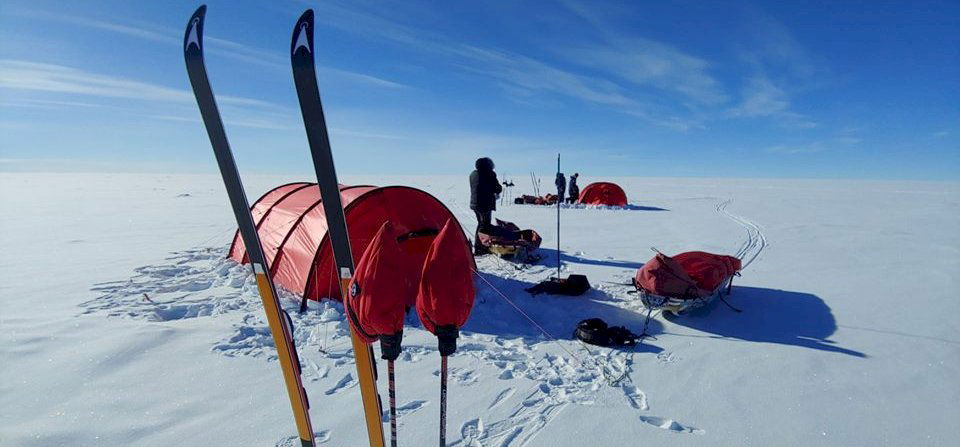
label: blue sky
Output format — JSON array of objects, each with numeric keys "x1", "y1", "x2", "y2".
[{"x1": 0, "y1": 0, "x2": 957, "y2": 180}]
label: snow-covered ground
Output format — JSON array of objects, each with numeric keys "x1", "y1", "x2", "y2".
[{"x1": 1, "y1": 172, "x2": 958, "y2": 447}]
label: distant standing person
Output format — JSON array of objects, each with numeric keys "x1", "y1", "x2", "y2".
[
  {"x1": 555, "y1": 172, "x2": 566, "y2": 204},
  {"x1": 470, "y1": 157, "x2": 502, "y2": 255},
  {"x1": 567, "y1": 173, "x2": 579, "y2": 204}
]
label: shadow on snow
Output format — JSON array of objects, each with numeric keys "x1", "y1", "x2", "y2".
[
  {"x1": 529, "y1": 248, "x2": 644, "y2": 270},
  {"x1": 663, "y1": 286, "x2": 867, "y2": 358},
  {"x1": 465, "y1": 271, "x2": 663, "y2": 354},
  {"x1": 465, "y1": 270, "x2": 864, "y2": 358}
]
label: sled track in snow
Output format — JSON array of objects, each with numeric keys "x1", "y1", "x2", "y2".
[{"x1": 716, "y1": 199, "x2": 766, "y2": 270}]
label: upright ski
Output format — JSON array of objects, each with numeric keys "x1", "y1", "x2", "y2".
[
  {"x1": 183, "y1": 6, "x2": 316, "y2": 447},
  {"x1": 289, "y1": 10, "x2": 386, "y2": 447}
]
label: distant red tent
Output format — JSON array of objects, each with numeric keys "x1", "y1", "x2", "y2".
[
  {"x1": 577, "y1": 182, "x2": 628, "y2": 206},
  {"x1": 228, "y1": 183, "x2": 473, "y2": 304}
]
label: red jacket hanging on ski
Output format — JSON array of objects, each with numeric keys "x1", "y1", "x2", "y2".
[
  {"x1": 347, "y1": 221, "x2": 412, "y2": 343},
  {"x1": 416, "y1": 219, "x2": 476, "y2": 334}
]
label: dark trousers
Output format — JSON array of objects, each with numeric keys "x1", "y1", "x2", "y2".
[{"x1": 474, "y1": 209, "x2": 492, "y2": 254}]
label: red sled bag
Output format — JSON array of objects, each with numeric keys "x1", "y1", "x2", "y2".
[
  {"x1": 635, "y1": 253, "x2": 702, "y2": 298},
  {"x1": 673, "y1": 251, "x2": 741, "y2": 292},
  {"x1": 635, "y1": 251, "x2": 741, "y2": 299}
]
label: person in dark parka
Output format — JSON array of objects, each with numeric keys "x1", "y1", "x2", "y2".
[
  {"x1": 567, "y1": 173, "x2": 579, "y2": 204},
  {"x1": 469, "y1": 157, "x2": 502, "y2": 255},
  {"x1": 555, "y1": 172, "x2": 566, "y2": 204}
]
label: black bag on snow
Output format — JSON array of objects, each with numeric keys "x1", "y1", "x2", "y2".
[
  {"x1": 574, "y1": 318, "x2": 640, "y2": 347},
  {"x1": 525, "y1": 274, "x2": 591, "y2": 296}
]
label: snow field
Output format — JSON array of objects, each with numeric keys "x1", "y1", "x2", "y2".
[{"x1": 1, "y1": 173, "x2": 958, "y2": 446}]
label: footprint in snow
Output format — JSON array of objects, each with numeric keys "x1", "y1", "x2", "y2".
[
  {"x1": 460, "y1": 418, "x2": 485, "y2": 445},
  {"x1": 622, "y1": 384, "x2": 649, "y2": 411},
  {"x1": 487, "y1": 388, "x2": 514, "y2": 410},
  {"x1": 309, "y1": 362, "x2": 329, "y2": 382},
  {"x1": 434, "y1": 367, "x2": 478, "y2": 385},
  {"x1": 399, "y1": 345, "x2": 434, "y2": 363},
  {"x1": 382, "y1": 400, "x2": 428, "y2": 419},
  {"x1": 276, "y1": 429, "x2": 331, "y2": 446},
  {"x1": 638, "y1": 416, "x2": 704, "y2": 435},
  {"x1": 657, "y1": 351, "x2": 681, "y2": 364},
  {"x1": 324, "y1": 373, "x2": 357, "y2": 395}
]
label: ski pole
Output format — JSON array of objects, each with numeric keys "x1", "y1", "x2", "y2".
[
  {"x1": 556, "y1": 153, "x2": 561, "y2": 278},
  {"x1": 388, "y1": 360, "x2": 398, "y2": 447},
  {"x1": 439, "y1": 355, "x2": 448, "y2": 447}
]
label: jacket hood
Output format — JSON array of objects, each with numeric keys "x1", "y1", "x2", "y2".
[{"x1": 475, "y1": 157, "x2": 495, "y2": 171}]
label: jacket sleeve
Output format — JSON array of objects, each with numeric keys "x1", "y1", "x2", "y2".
[
  {"x1": 469, "y1": 171, "x2": 479, "y2": 208},
  {"x1": 493, "y1": 175, "x2": 503, "y2": 194}
]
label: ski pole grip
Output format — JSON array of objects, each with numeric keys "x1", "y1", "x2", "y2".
[
  {"x1": 434, "y1": 325, "x2": 459, "y2": 356},
  {"x1": 379, "y1": 331, "x2": 403, "y2": 361}
]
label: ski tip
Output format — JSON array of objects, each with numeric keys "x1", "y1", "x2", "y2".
[
  {"x1": 184, "y1": 5, "x2": 207, "y2": 54},
  {"x1": 291, "y1": 9, "x2": 314, "y2": 56}
]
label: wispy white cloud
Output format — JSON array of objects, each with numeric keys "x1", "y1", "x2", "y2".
[
  {"x1": 568, "y1": 40, "x2": 727, "y2": 106},
  {"x1": 558, "y1": 0, "x2": 727, "y2": 107},
  {"x1": 0, "y1": 60, "x2": 298, "y2": 129},
  {"x1": 148, "y1": 114, "x2": 292, "y2": 130},
  {"x1": 0, "y1": 59, "x2": 270, "y2": 107},
  {"x1": 321, "y1": 68, "x2": 409, "y2": 90},
  {"x1": 0, "y1": 98, "x2": 119, "y2": 110},
  {"x1": 9, "y1": 8, "x2": 407, "y2": 88},
  {"x1": 13, "y1": 8, "x2": 180, "y2": 46},
  {"x1": 448, "y1": 44, "x2": 632, "y2": 106},
  {"x1": 319, "y1": 4, "x2": 629, "y2": 106},
  {"x1": 731, "y1": 74, "x2": 789, "y2": 117},
  {"x1": 765, "y1": 136, "x2": 861, "y2": 154},
  {"x1": 0, "y1": 157, "x2": 199, "y2": 173},
  {"x1": 741, "y1": 11, "x2": 818, "y2": 79},
  {"x1": 729, "y1": 9, "x2": 823, "y2": 128},
  {"x1": 315, "y1": 2, "x2": 707, "y2": 130},
  {"x1": 330, "y1": 127, "x2": 412, "y2": 140}
]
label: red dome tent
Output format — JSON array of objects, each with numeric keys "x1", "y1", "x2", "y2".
[
  {"x1": 228, "y1": 182, "x2": 472, "y2": 304},
  {"x1": 577, "y1": 182, "x2": 628, "y2": 206}
]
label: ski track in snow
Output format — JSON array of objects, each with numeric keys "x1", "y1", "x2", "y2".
[
  {"x1": 76, "y1": 197, "x2": 772, "y2": 444},
  {"x1": 717, "y1": 199, "x2": 767, "y2": 270}
]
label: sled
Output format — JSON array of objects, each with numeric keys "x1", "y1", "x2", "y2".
[
  {"x1": 637, "y1": 274, "x2": 737, "y2": 315},
  {"x1": 477, "y1": 219, "x2": 542, "y2": 263},
  {"x1": 634, "y1": 251, "x2": 742, "y2": 317}
]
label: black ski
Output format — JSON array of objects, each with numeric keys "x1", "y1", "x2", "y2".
[
  {"x1": 183, "y1": 6, "x2": 316, "y2": 447},
  {"x1": 289, "y1": 9, "x2": 387, "y2": 447}
]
